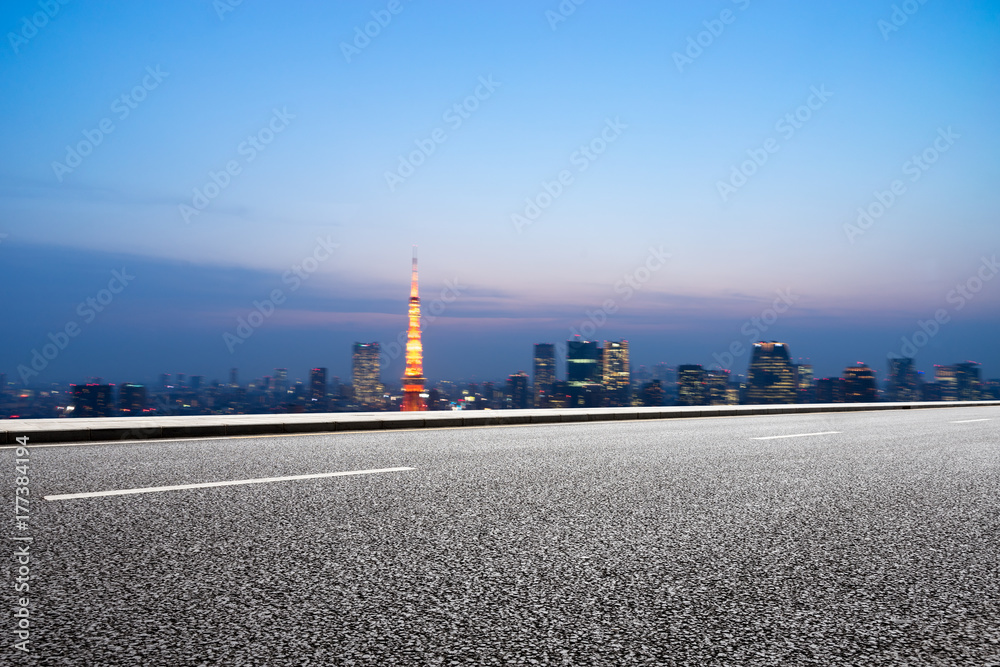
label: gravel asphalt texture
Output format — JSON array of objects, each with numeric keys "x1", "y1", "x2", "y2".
[{"x1": 7, "y1": 406, "x2": 1000, "y2": 665}]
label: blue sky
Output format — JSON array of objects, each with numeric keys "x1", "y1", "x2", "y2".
[{"x1": 2, "y1": 0, "x2": 999, "y2": 386}]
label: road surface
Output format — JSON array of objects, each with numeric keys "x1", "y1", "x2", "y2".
[{"x1": 8, "y1": 407, "x2": 1000, "y2": 665}]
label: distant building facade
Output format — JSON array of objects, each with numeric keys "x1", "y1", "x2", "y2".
[
  {"x1": 566, "y1": 338, "x2": 603, "y2": 407},
  {"x1": 954, "y1": 362, "x2": 983, "y2": 400},
  {"x1": 844, "y1": 363, "x2": 877, "y2": 402},
  {"x1": 886, "y1": 358, "x2": 919, "y2": 402},
  {"x1": 505, "y1": 372, "x2": 529, "y2": 409},
  {"x1": 706, "y1": 369, "x2": 733, "y2": 405},
  {"x1": 118, "y1": 384, "x2": 146, "y2": 414},
  {"x1": 602, "y1": 340, "x2": 630, "y2": 407},
  {"x1": 746, "y1": 342, "x2": 796, "y2": 404},
  {"x1": 352, "y1": 342, "x2": 383, "y2": 408},
  {"x1": 677, "y1": 365, "x2": 706, "y2": 406},
  {"x1": 73, "y1": 383, "x2": 114, "y2": 418},
  {"x1": 310, "y1": 367, "x2": 327, "y2": 410},
  {"x1": 533, "y1": 343, "x2": 556, "y2": 407}
]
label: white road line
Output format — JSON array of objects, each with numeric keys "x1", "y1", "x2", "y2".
[
  {"x1": 751, "y1": 431, "x2": 841, "y2": 440},
  {"x1": 43, "y1": 467, "x2": 414, "y2": 501},
  {"x1": 950, "y1": 418, "x2": 991, "y2": 423}
]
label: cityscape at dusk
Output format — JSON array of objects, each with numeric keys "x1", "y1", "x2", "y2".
[
  {"x1": 4, "y1": 2, "x2": 1000, "y2": 664},
  {"x1": 1, "y1": 247, "x2": 995, "y2": 419},
  {"x1": 2, "y1": 1, "x2": 999, "y2": 394}
]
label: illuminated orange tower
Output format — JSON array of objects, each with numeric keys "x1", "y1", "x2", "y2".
[{"x1": 401, "y1": 247, "x2": 426, "y2": 411}]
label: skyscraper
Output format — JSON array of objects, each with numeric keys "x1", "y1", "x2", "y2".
[
  {"x1": 815, "y1": 377, "x2": 846, "y2": 403},
  {"x1": 844, "y1": 363, "x2": 877, "y2": 402},
  {"x1": 352, "y1": 342, "x2": 382, "y2": 408},
  {"x1": 706, "y1": 368, "x2": 732, "y2": 405},
  {"x1": 640, "y1": 379, "x2": 665, "y2": 407},
  {"x1": 954, "y1": 361, "x2": 983, "y2": 400},
  {"x1": 72, "y1": 383, "x2": 114, "y2": 418},
  {"x1": 567, "y1": 338, "x2": 601, "y2": 385},
  {"x1": 566, "y1": 338, "x2": 603, "y2": 407},
  {"x1": 118, "y1": 384, "x2": 146, "y2": 414},
  {"x1": 310, "y1": 368, "x2": 327, "y2": 407},
  {"x1": 794, "y1": 363, "x2": 814, "y2": 403},
  {"x1": 273, "y1": 368, "x2": 288, "y2": 399},
  {"x1": 935, "y1": 364, "x2": 959, "y2": 401},
  {"x1": 533, "y1": 343, "x2": 556, "y2": 407},
  {"x1": 602, "y1": 340, "x2": 630, "y2": 407},
  {"x1": 746, "y1": 342, "x2": 796, "y2": 404},
  {"x1": 886, "y1": 358, "x2": 918, "y2": 401},
  {"x1": 505, "y1": 371, "x2": 529, "y2": 409},
  {"x1": 677, "y1": 365, "x2": 706, "y2": 406},
  {"x1": 401, "y1": 247, "x2": 426, "y2": 411}
]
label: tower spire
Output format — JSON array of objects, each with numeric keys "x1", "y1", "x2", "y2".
[
  {"x1": 410, "y1": 245, "x2": 419, "y2": 299},
  {"x1": 402, "y1": 246, "x2": 426, "y2": 411}
]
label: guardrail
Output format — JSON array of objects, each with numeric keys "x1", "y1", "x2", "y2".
[{"x1": 2, "y1": 400, "x2": 998, "y2": 445}]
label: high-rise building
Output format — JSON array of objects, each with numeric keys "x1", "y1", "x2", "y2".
[
  {"x1": 566, "y1": 338, "x2": 603, "y2": 407},
  {"x1": 118, "y1": 384, "x2": 146, "y2": 414},
  {"x1": 844, "y1": 363, "x2": 877, "y2": 402},
  {"x1": 955, "y1": 361, "x2": 983, "y2": 400},
  {"x1": 815, "y1": 377, "x2": 846, "y2": 403},
  {"x1": 921, "y1": 382, "x2": 943, "y2": 401},
  {"x1": 505, "y1": 371, "x2": 529, "y2": 409},
  {"x1": 72, "y1": 383, "x2": 114, "y2": 418},
  {"x1": 567, "y1": 338, "x2": 601, "y2": 385},
  {"x1": 533, "y1": 343, "x2": 556, "y2": 407},
  {"x1": 794, "y1": 363, "x2": 814, "y2": 403},
  {"x1": 745, "y1": 342, "x2": 796, "y2": 404},
  {"x1": 481, "y1": 381, "x2": 498, "y2": 410},
  {"x1": 935, "y1": 365, "x2": 958, "y2": 401},
  {"x1": 706, "y1": 369, "x2": 732, "y2": 405},
  {"x1": 640, "y1": 379, "x2": 665, "y2": 407},
  {"x1": 984, "y1": 379, "x2": 1000, "y2": 400},
  {"x1": 548, "y1": 381, "x2": 572, "y2": 409},
  {"x1": 229, "y1": 368, "x2": 239, "y2": 388},
  {"x1": 273, "y1": 368, "x2": 288, "y2": 398},
  {"x1": 352, "y1": 342, "x2": 382, "y2": 408},
  {"x1": 602, "y1": 340, "x2": 630, "y2": 407},
  {"x1": 677, "y1": 365, "x2": 706, "y2": 406},
  {"x1": 401, "y1": 247, "x2": 426, "y2": 411},
  {"x1": 310, "y1": 368, "x2": 327, "y2": 406},
  {"x1": 886, "y1": 358, "x2": 918, "y2": 402}
]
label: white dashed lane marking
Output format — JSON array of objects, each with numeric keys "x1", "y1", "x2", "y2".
[
  {"x1": 44, "y1": 467, "x2": 414, "y2": 501},
  {"x1": 751, "y1": 431, "x2": 841, "y2": 440}
]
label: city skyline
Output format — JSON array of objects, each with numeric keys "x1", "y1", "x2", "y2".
[
  {"x1": 5, "y1": 341, "x2": 994, "y2": 420},
  {"x1": 2, "y1": 1, "x2": 998, "y2": 389}
]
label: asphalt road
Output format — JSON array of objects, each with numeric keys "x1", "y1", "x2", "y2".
[{"x1": 8, "y1": 407, "x2": 1000, "y2": 666}]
